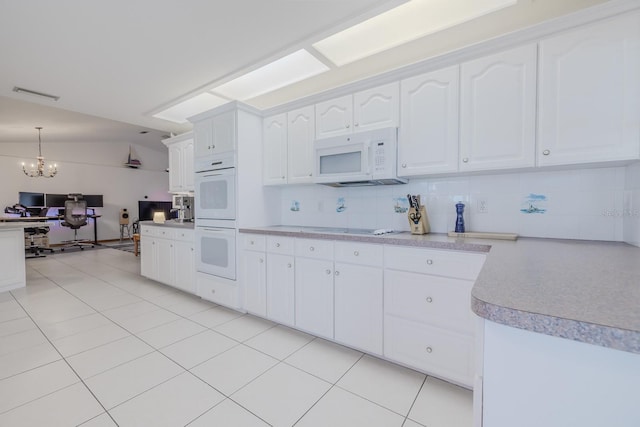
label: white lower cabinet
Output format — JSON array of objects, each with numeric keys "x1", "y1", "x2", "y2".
[
  {"x1": 333, "y1": 241, "x2": 384, "y2": 355},
  {"x1": 140, "y1": 225, "x2": 196, "y2": 294},
  {"x1": 197, "y1": 272, "x2": 240, "y2": 308},
  {"x1": 239, "y1": 232, "x2": 485, "y2": 387},
  {"x1": 0, "y1": 228, "x2": 26, "y2": 292},
  {"x1": 294, "y1": 238, "x2": 334, "y2": 339}
]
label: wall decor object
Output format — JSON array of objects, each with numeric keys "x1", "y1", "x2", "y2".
[{"x1": 521, "y1": 193, "x2": 548, "y2": 214}]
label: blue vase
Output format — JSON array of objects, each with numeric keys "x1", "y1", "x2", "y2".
[{"x1": 455, "y1": 202, "x2": 465, "y2": 233}]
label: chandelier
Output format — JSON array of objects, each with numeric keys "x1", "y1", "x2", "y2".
[{"x1": 22, "y1": 127, "x2": 57, "y2": 178}]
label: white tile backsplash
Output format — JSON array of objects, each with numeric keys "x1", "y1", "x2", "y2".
[{"x1": 279, "y1": 165, "x2": 640, "y2": 242}]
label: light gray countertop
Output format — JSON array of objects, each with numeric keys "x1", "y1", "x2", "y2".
[
  {"x1": 139, "y1": 220, "x2": 195, "y2": 230},
  {"x1": 240, "y1": 226, "x2": 640, "y2": 354}
]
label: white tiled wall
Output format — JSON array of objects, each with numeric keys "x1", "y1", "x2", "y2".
[
  {"x1": 624, "y1": 162, "x2": 640, "y2": 247},
  {"x1": 279, "y1": 165, "x2": 638, "y2": 242}
]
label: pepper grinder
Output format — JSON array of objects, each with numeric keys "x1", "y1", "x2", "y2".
[{"x1": 455, "y1": 202, "x2": 465, "y2": 233}]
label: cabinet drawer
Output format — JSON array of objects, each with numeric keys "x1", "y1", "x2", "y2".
[
  {"x1": 197, "y1": 272, "x2": 239, "y2": 309},
  {"x1": 155, "y1": 227, "x2": 176, "y2": 240},
  {"x1": 242, "y1": 234, "x2": 266, "y2": 251},
  {"x1": 140, "y1": 225, "x2": 160, "y2": 237},
  {"x1": 335, "y1": 241, "x2": 383, "y2": 266},
  {"x1": 384, "y1": 270, "x2": 474, "y2": 334},
  {"x1": 295, "y1": 238, "x2": 334, "y2": 260},
  {"x1": 267, "y1": 236, "x2": 294, "y2": 255},
  {"x1": 384, "y1": 315, "x2": 474, "y2": 387},
  {"x1": 174, "y1": 228, "x2": 194, "y2": 242},
  {"x1": 384, "y1": 245, "x2": 485, "y2": 280}
]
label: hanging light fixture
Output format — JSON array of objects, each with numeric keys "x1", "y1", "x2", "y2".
[{"x1": 22, "y1": 127, "x2": 58, "y2": 178}]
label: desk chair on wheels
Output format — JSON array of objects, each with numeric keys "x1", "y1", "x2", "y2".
[{"x1": 60, "y1": 195, "x2": 95, "y2": 251}]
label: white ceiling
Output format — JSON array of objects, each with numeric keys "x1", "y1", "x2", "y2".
[{"x1": 0, "y1": 0, "x2": 608, "y2": 150}]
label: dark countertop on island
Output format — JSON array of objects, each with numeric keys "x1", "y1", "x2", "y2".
[{"x1": 240, "y1": 226, "x2": 640, "y2": 354}]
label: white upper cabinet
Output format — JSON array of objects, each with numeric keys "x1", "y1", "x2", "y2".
[
  {"x1": 263, "y1": 114, "x2": 288, "y2": 185},
  {"x1": 538, "y1": 12, "x2": 640, "y2": 167},
  {"x1": 287, "y1": 106, "x2": 315, "y2": 184},
  {"x1": 164, "y1": 133, "x2": 194, "y2": 193},
  {"x1": 460, "y1": 44, "x2": 537, "y2": 172},
  {"x1": 315, "y1": 82, "x2": 399, "y2": 139},
  {"x1": 353, "y1": 82, "x2": 399, "y2": 133},
  {"x1": 399, "y1": 66, "x2": 460, "y2": 176},
  {"x1": 194, "y1": 110, "x2": 236, "y2": 157}
]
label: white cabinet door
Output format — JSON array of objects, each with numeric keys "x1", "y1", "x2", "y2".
[
  {"x1": 460, "y1": 44, "x2": 537, "y2": 171},
  {"x1": 399, "y1": 66, "x2": 459, "y2": 176},
  {"x1": 334, "y1": 262, "x2": 383, "y2": 355},
  {"x1": 156, "y1": 238, "x2": 174, "y2": 285},
  {"x1": 140, "y1": 236, "x2": 156, "y2": 280},
  {"x1": 211, "y1": 111, "x2": 236, "y2": 154},
  {"x1": 242, "y1": 250, "x2": 267, "y2": 316},
  {"x1": 353, "y1": 82, "x2": 399, "y2": 132},
  {"x1": 266, "y1": 253, "x2": 295, "y2": 326},
  {"x1": 538, "y1": 12, "x2": 640, "y2": 166},
  {"x1": 194, "y1": 118, "x2": 213, "y2": 158},
  {"x1": 182, "y1": 139, "x2": 194, "y2": 191},
  {"x1": 0, "y1": 229, "x2": 25, "y2": 292},
  {"x1": 287, "y1": 106, "x2": 315, "y2": 184},
  {"x1": 295, "y1": 257, "x2": 334, "y2": 339},
  {"x1": 173, "y1": 240, "x2": 195, "y2": 294},
  {"x1": 263, "y1": 114, "x2": 288, "y2": 185},
  {"x1": 315, "y1": 95, "x2": 353, "y2": 139},
  {"x1": 168, "y1": 143, "x2": 183, "y2": 192}
]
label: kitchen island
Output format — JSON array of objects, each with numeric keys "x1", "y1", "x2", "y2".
[{"x1": 0, "y1": 222, "x2": 36, "y2": 292}]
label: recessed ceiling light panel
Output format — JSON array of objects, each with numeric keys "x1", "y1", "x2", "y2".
[
  {"x1": 313, "y1": 0, "x2": 517, "y2": 66},
  {"x1": 153, "y1": 93, "x2": 230, "y2": 124},
  {"x1": 211, "y1": 49, "x2": 330, "y2": 101}
]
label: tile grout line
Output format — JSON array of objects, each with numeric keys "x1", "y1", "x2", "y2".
[{"x1": 401, "y1": 375, "x2": 428, "y2": 427}]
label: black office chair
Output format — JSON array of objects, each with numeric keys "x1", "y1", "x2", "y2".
[
  {"x1": 60, "y1": 195, "x2": 94, "y2": 251},
  {"x1": 24, "y1": 226, "x2": 54, "y2": 258}
]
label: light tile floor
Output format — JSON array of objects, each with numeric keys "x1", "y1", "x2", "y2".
[{"x1": 0, "y1": 247, "x2": 473, "y2": 426}]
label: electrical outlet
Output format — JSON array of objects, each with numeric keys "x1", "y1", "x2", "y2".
[{"x1": 478, "y1": 199, "x2": 488, "y2": 214}]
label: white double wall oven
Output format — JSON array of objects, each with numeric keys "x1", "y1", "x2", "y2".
[{"x1": 195, "y1": 152, "x2": 237, "y2": 280}]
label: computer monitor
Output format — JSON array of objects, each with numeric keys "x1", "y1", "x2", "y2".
[
  {"x1": 45, "y1": 193, "x2": 69, "y2": 208},
  {"x1": 18, "y1": 192, "x2": 45, "y2": 207},
  {"x1": 83, "y1": 195, "x2": 104, "y2": 207},
  {"x1": 138, "y1": 201, "x2": 175, "y2": 221}
]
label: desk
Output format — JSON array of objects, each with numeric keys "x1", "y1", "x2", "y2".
[{"x1": 0, "y1": 215, "x2": 102, "y2": 245}]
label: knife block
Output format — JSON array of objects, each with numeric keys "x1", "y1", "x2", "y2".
[{"x1": 408, "y1": 206, "x2": 429, "y2": 235}]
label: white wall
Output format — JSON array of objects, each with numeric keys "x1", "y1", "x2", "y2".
[
  {"x1": 623, "y1": 162, "x2": 640, "y2": 247},
  {"x1": 277, "y1": 165, "x2": 636, "y2": 242},
  {"x1": 1, "y1": 141, "x2": 171, "y2": 244}
]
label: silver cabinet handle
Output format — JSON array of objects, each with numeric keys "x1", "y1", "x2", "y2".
[
  {"x1": 345, "y1": 124, "x2": 350, "y2": 128},
  {"x1": 250, "y1": 240, "x2": 254, "y2": 245},
  {"x1": 353, "y1": 251, "x2": 359, "y2": 256},
  {"x1": 543, "y1": 149, "x2": 551, "y2": 156},
  {"x1": 426, "y1": 297, "x2": 433, "y2": 303},
  {"x1": 335, "y1": 271, "x2": 340, "y2": 276},
  {"x1": 426, "y1": 347, "x2": 433, "y2": 353},
  {"x1": 259, "y1": 258, "x2": 264, "y2": 263},
  {"x1": 282, "y1": 176, "x2": 285, "y2": 179},
  {"x1": 462, "y1": 158, "x2": 469, "y2": 163},
  {"x1": 309, "y1": 246, "x2": 315, "y2": 252},
  {"x1": 426, "y1": 259, "x2": 433, "y2": 265},
  {"x1": 354, "y1": 123, "x2": 359, "y2": 127},
  {"x1": 325, "y1": 269, "x2": 331, "y2": 275},
  {"x1": 212, "y1": 144, "x2": 216, "y2": 149},
  {"x1": 276, "y1": 243, "x2": 280, "y2": 247},
  {"x1": 211, "y1": 289, "x2": 216, "y2": 294},
  {"x1": 287, "y1": 263, "x2": 292, "y2": 268},
  {"x1": 402, "y1": 164, "x2": 407, "y2": 168}
]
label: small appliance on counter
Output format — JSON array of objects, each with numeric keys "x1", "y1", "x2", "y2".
[
  {"x1": 171, "y1": 195, "x2": 194, "y2": 222},
  {"x1": 407, "y1": 194, "x2": 429, "y2": 235}
]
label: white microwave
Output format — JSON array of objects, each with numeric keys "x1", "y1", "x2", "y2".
[{"x1": 313, "y1": 127, "x2": 407, "y2": 187}]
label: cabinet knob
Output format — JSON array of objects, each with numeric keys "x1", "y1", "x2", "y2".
[
  {"x1": 211, "y1": 289, "x2": 216, "y2": 294},
  {"x1": 282, "y1": 176, "x2": 285, "y2": 179},
  {"x1": 287, "y1": 263, "x2": 292, "y2": 268},
  {"x1": 212, "y1": 144, "x2": 216, "y2": 149},
  {"x1": 308, "y1": 173, "x2": 312, "y2": 177},
  {"x1": 260, "y1": 258, "x2": 264, "y2": 263},
  {"x1": 426, "y1": 347, "x2": 433, "y2": 353},
  {"x1": 325, "y1": 269, "x2": 331, "y2": 275},
  {"x1": 309, "y1": 246, "x2": 315, "y2": 252},
  {"x1": 354, "y1": 123, "x2": 359, "y2": 127},
  {"x1": 250, "y1": 240, "x2": 254, "y2": 245},
  {"x1": 426, "y1": 259, "x2": 433, "y2": 265},
  {"x1": 345, "y1": 124, "x2": 350, "y2": 129},
  {"x1": 462, "y1": 158, "x2": 469, "y2": 163},
  {"x1": 543, "y1": 149, "x2": 551, "y2": 156},
  {"x1": 353, "y1": 251, "x2": 359, "y2": 256},
  {"x1": 402, "y1": 164, "x2": 407, "y2": 168},
  {"x1": 276, "y1": 243, "x2": 280, "y2": 247},
  {"x1": 335, "y1": 270, "x2": 340, "y2": 276},
  {"x1": 426, "y1": 297, "x2": 433, "y2": 303}
]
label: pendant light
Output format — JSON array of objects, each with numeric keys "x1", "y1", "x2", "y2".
[{"x1": 22, "y1": 127, "x2": 57, "y2": 178}]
